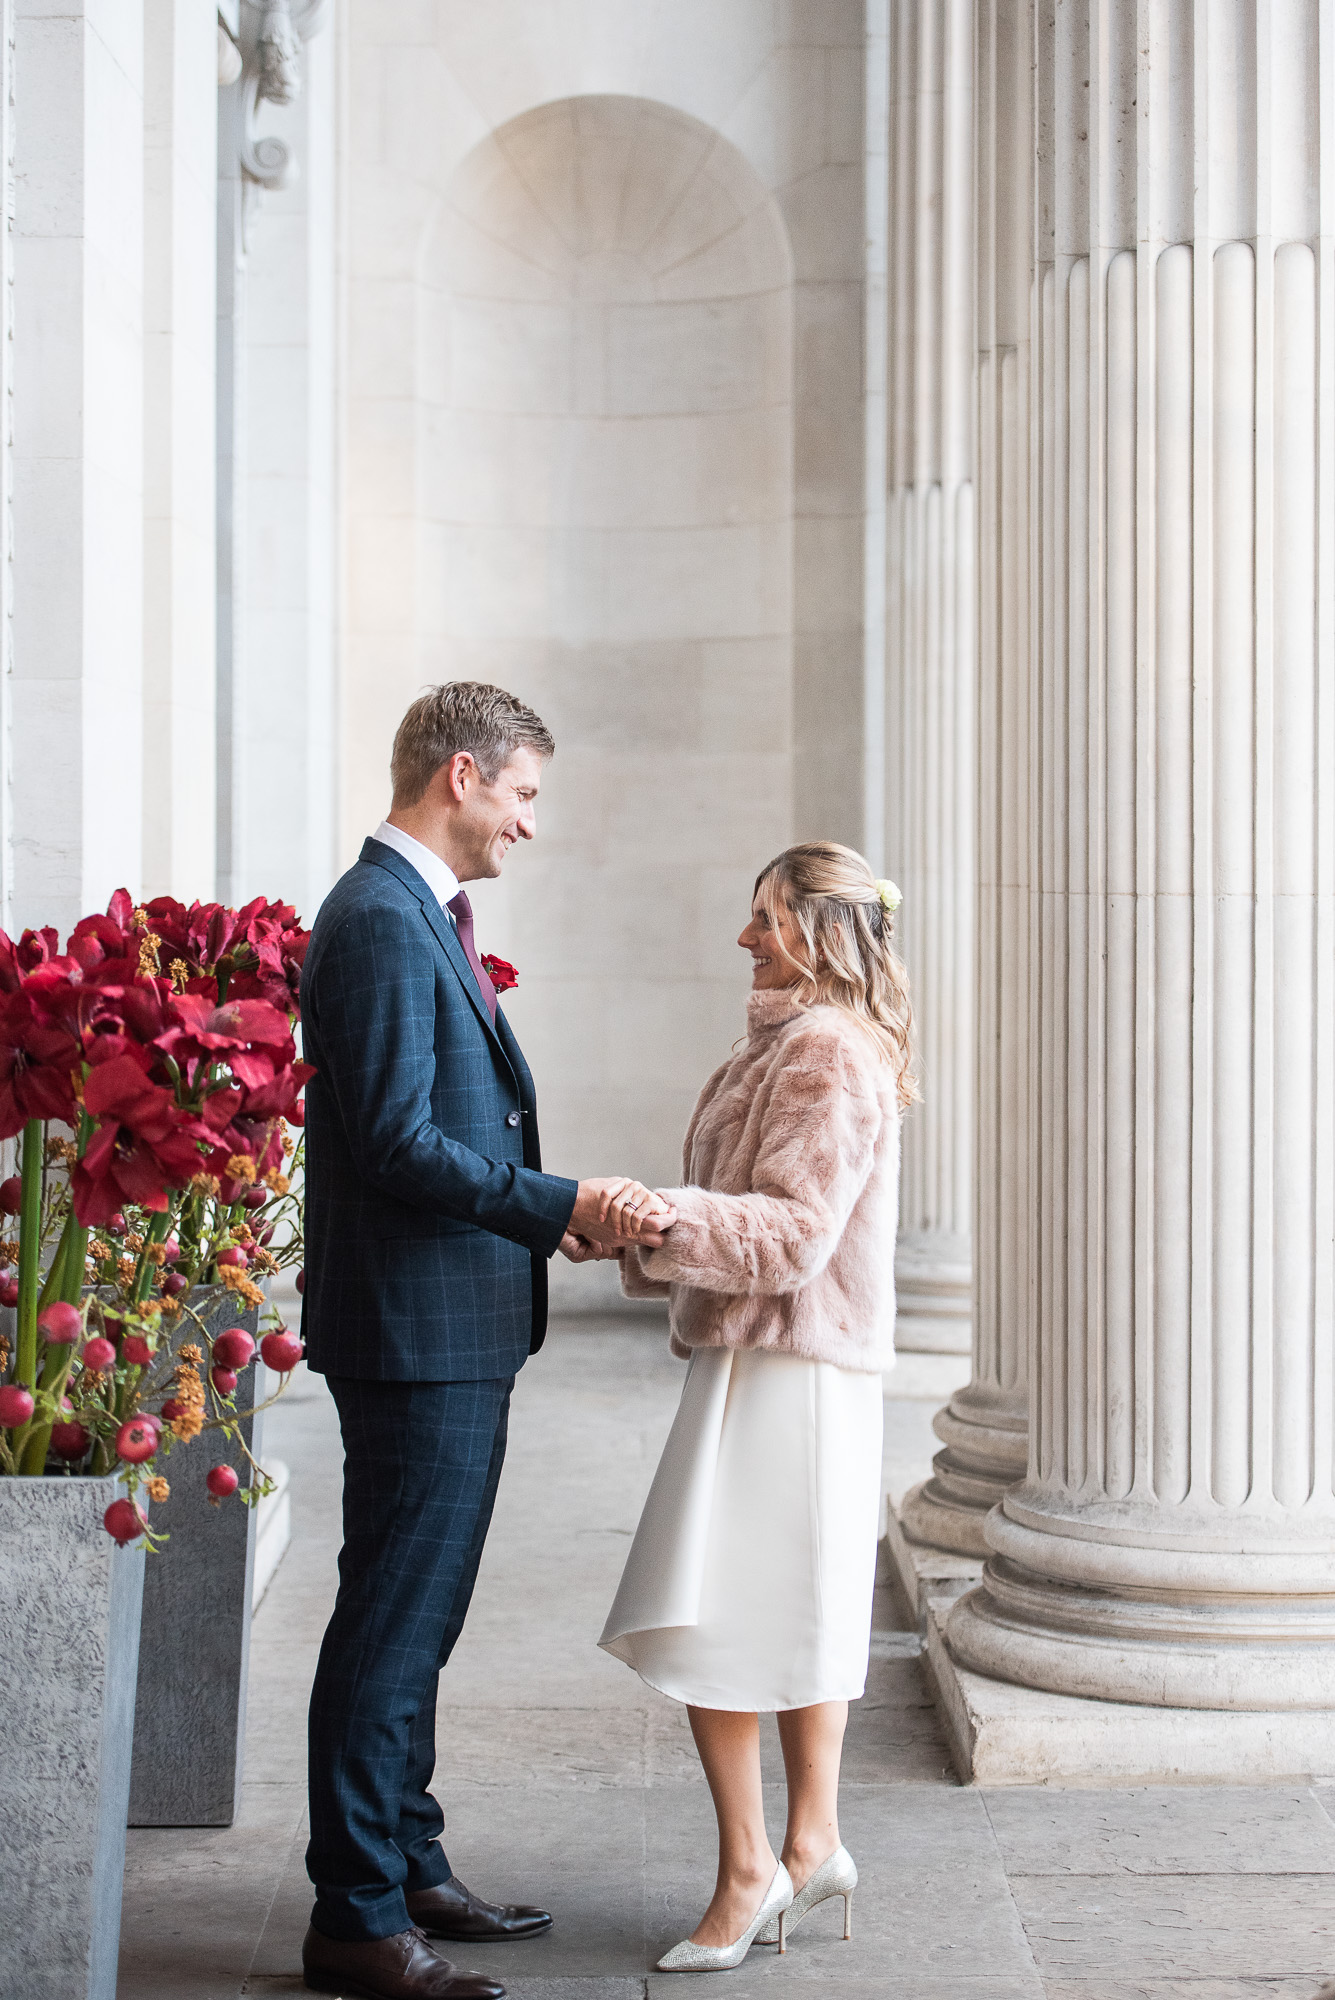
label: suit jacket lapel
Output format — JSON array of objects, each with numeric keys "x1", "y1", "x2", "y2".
[
  {"x1": 361, "y1": 839, "x2": 514, "y2": 1069},
  {"x1": 418, "y1": 895, "x2": 505, "y2": 1045}
]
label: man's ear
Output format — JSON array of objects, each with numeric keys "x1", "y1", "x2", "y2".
[{"x1": 431, "y1": 752, "x2": 474, "y2": 804}]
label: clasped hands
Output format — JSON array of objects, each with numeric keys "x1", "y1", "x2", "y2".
[{"x1": 559, "y1": 1176, "x2": 676, "y2": 1264}]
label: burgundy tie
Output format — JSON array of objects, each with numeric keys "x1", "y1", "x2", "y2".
[{"x1": 446, "y1": 889, "x2": 497, "y2": 1022}]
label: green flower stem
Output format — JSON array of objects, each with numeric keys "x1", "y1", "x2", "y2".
[
  {"x1": 14, "y1": 1121, "x2": 43, "y2": 1394},
  {"x1": 35, "y1": 1218, "x2": 70, "y2": 1312},
  {"x1": 131, "y1": 1207, "x2": 174, "y2": 1304},
  {"x1": 19, "y1": 1113, "x2": 94, "y2": 1474}
]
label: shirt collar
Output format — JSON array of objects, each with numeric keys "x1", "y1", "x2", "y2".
[{"x1": 371, "y1": 820, "x2": 460, "y2": 913}]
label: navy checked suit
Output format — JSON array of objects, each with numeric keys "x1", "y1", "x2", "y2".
[{"x1": 301, "y1": 838, "x2": 577, "y2": 1942}]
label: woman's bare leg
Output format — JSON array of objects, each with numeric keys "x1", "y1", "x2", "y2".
[
  {"x1": 774, "y1": 1700, "x2": 848, "y2": 1891},
  {"x1": 684, "y1": 1706, "x2": 779, "y2": 1946}
]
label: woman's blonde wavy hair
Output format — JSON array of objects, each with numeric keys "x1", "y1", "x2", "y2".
[{"x1": 754, "y1": 841, "x2": 919, "y2": 1111}]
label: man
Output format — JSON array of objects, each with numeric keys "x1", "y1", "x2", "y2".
[{"x1": 299, "y1": 683, "x2": 669, "y2": 2000}]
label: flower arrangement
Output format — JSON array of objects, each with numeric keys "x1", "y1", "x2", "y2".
[{"x1": 0, "y1": 890, "x2": 312, "y2": 1541}]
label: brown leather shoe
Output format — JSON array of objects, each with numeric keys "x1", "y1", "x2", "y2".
[
  {"x1": 301, "y1": 1924, "x2": 505, "y2": 1998},
  {"x1": 406, "y1": 1875, "x2": 553, "y2": 1943}
]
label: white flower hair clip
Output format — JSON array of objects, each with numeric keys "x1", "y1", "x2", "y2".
[{"x1": 874, "y1": 879, "x2": 901, "y2": 916}]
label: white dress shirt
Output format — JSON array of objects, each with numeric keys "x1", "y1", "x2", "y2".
[{"x1": 370, "y1": 819, "x2": 460, "y2": 913}]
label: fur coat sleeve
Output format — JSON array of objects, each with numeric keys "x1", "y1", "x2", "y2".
[{"x1": 635, "y1": 1016, "x2": 883, "y2": 1299}]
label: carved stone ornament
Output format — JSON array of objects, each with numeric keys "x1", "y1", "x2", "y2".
[
  {"x1": 256, "y1": 0, "x2": 303, "y2": 106},
  {"x1": 231, "y1": 0, "x2": 327, "y2": 206}
]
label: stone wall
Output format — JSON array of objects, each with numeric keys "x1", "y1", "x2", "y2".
[{"x1": 344, "y1": 0, "x2": 870, "y2": 1301}]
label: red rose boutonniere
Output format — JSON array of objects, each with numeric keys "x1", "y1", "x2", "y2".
[{"x1": 480, "y1": 954, "x2": 518, "y2": 994}]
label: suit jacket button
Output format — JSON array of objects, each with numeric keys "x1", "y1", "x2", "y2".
[{"x1": 506, "y1": 1111, "x2": 520, "y2": 1128}]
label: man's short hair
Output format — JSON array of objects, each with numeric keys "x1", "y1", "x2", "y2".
[{"x1": 390, "y1": 682, "x2": 555, "y2": 806}]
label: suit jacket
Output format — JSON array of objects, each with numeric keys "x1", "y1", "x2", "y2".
[{"x1": 298, "y1": 838, "x2": 578, "y2": 1380}]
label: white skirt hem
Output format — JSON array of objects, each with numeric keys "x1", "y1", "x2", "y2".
[{"x1": 598, "y1": 1629, "x2": 869, "y2": 1713}]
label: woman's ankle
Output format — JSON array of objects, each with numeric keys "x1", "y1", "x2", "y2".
[
  {"x1": 781, "y1": 1829, "x2": 839, "y2": 1883},
  {"x1": 720, "y1": 1848, "x2": 777, "y2": 1889}
]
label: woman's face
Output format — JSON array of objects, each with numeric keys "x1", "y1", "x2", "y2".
[{"x1": 739, "y1": 888, "x2": 807, "y2": 990}]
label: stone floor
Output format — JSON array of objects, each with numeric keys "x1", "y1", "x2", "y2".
[{"x1": 119, "y1": 1320, "x2": 1335, "y2": 2000}]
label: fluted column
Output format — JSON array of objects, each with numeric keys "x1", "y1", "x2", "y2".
[
  {"x1": 885, "y1": 0, "x2": 975, "y2": 1360},
  {"x1": 899, "y1": 0, "x2": 1029, "y2": 1554},
  {"x1": 949, "y1": 0, "x2": 1335, "y2": 1707}
]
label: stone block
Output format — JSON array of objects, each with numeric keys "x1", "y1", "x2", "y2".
[
  {"x1": 252, "y1": 1456, "x2": 292, "y2": 1609},
  {"x1": 0, "y1": 1473, "x2": 146, "y2": 2000},
  {"x1": 923, "y1": 1598, "x2": 1335, "y2": 1785},
  {"x1": 883, "y1": 1492, "x2": 984, "y2": 1631},
  {"x1": 128, "y1": 1299, "x2": 261, "y2": 1828},
  {"x1": 879, "y1": 1504, "x2": 987, "y2": 1632}
]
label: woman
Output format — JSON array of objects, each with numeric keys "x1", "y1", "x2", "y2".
[{"x1": 598, "y1": 841, "x2": 915, "y2": 1974}]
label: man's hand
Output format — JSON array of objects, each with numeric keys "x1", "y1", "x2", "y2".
[
  {"x1": 571, "y1": 1177, "x2": 676, "y2": 1248},
  {"x1": 558, "y1": 1231, "x2": 614, "y2": 1263}
]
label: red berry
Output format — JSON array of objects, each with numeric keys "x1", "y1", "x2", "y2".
[
  {"x1": 259, "y1": 1329, "x2": 303, "y2": 1374},
  {"x1": 115, "y1": 1414, "x2": 160, "y2": 1464},
  {"x1": 51, "y1": 1420, "x2": 91, "y2": 1460},
  {"x1": 0, "y1": 1275, "x2": 19, "y2": 1309},
  {"x1": 0, "y1": 1383, "x2": 34, "y2": 1426},
  {"x1": 38, "y1": 1301, "x2": 82, "y2": 1346},
  {"x1": 212, "y1": 1327, "x2": 255, "y2": 1370},
  {"x1": 295, "y1": 1268, "x2": 305, "y2": 1294},
  {"x1": 161, "y1": 1236, "x2": 180, "y2": 1263},
  {"x1": 242, "y1": 1185, "x2": 269, "y2": 1210},
  {"x1": 0, "y1": 1176, "x2": 22, "y2": 1215},
  {"x1": 104, "y1": 1497, "x2": 147, "y2": 1545},
  {"x1": 210, "y1": 1366, "x2": 238, "y2": 1396},
  {"x1": 257, "y1": 1223, "x2": 275, "y2": 1246},
  {"x1": 216, "y1": 1246, "x2": 247, "y2": 1269},
  {"x1": 108, "y1": 1212, "x2": 127, "y2": 1234},
  {"x1": 122, "y1": 1334, "x2": 155, "y2": 1368},
  {"x1": 162, "y1": 1272, "x2": 188, "y2": 1297},
  {"x1": 160, "y1": 1398, "x2": 184, "y2": 1422},
  {"x1": 81, "y1": 1336, "x2": 116, "y2": 1373},
  {"x1": 205, "y1": 1463, "x2": 239, "y2": 1499}
]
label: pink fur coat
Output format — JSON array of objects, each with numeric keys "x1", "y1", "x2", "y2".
[{"x1": 621, "y1": 986, "x2": 900, "y2": 1373}]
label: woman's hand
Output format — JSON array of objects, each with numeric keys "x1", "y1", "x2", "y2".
[
  {"x1": 571, "y1": 1177, "x2": 676, "y2": 1247},
  {"x1": 602, "y1": 1180, "x2": 676, "y2": 1242}
]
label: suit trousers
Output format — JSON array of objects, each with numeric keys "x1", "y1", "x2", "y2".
[{"x1": 306, "y1": 1373, "x2": 514, "y2": 1941}]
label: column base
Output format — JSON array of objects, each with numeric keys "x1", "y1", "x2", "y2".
[
  {"x1": 897, "y1": 1381, "x2": 1028, "y2": 1558},
  {"x1": 945, "y1": 1492, "x2": 1335, "y2": 1709},
  {"x1": 923, "y1": 1596, "x2": 1335, "y2": 1784},
  {"x1": 884, "y1": 1492, "x2": 983, "y2": 1628}
]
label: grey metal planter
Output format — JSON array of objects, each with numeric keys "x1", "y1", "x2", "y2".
[
  {"x1": 0, "y1": 1473, "x2": 146, "y2": 2000},
  {"x1": 128, "y1": 1293, "x2": 263, "y2": 1829}
]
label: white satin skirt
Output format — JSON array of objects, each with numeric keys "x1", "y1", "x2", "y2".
[{"x1": 599, "y1": 1345, "x2": 884, "y2": 1712}]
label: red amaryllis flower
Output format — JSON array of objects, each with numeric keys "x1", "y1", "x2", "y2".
[
  {"x1": 162, "y1": 994, "x2": 297, "y2": 1090},
  {"x1": 139, "y1": 894, "x2": 310, "y2": 1017},
  {"x1": 0, "y1": 987, "x2": 83, "y2": 1136},
  {"x1": 480, "y1": 954, "x2": 518, "y2": 993},
  {"x1": 72, "y1": 1054, "x2": 208, "y2": 1224}
]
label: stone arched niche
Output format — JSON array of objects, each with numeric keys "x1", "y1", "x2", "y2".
[{"x1": 419, "y1": 95, "x2": 794, "y2": 1295}]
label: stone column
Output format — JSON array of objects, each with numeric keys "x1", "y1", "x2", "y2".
[
  {"x1": 215, "y1": 0, "x2": 328, "y2": 909},
  {"x1": 11, "y1": 0, "x2": 146, "y2": 934},
  {"x1": 949, "y1": 0, "x2": 1335, "y2": 1707},
  {"x1": 142, "y1": 0, "x2": 219, "y2": 901},
  {"x1": 237, "y1": 5, "x2": 337, "y2": 921},
  {"x1": 898, "y1": 0, "x2": 1030, "y2": 1553},
  {"x1": 884, "y1": 0, "x2": 975, "y2": 1360}
]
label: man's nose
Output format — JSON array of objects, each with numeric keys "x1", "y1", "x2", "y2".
[{"x1": 516, "y1": 805, "x2": 536, "y2": 839}]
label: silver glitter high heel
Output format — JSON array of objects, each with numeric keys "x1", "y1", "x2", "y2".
[
  {"x1": 757, "y1": 1844, "x2": 857, "y2": 1945},
  {"x1": 655, "y1": 1862, "x2": 793, "y2": 1972}
]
